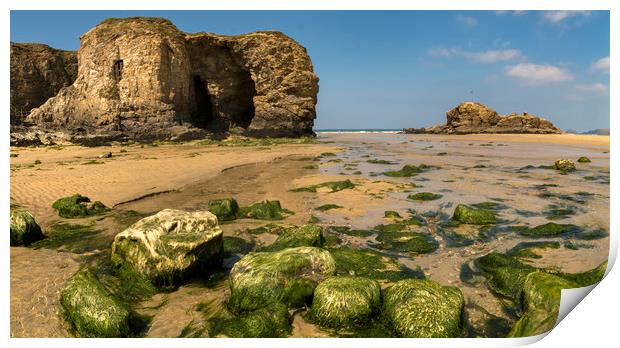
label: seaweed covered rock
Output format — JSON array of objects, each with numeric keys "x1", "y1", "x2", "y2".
[
  {"x1": 375, "y1": 224, "x2": 438, "y2": 254},
  {"x1": 553, "y1": 159, "x2": 576, "y2": 172},
  {"x1": 508, "y1": 272, "x2": 578, "y2": 337},
  {"x1": 207, "y1": 198, "x2": 239, "y2": 221},
  {"x1": 475, "y1": 252, "x2": 537, "y2": 300},
  {"x1": 208, "y1": 303, "x2": 291, "y2": 338},
  {"x1": 329, "y1": 246, "x2": 425, "y2": 282},
  {"x1": 261, "y1": 224, "x2": 324, "y2": 252},
  {"x1": 237, "y1": 200, "x2": 293, "y2": 220},
  {"x1": 518, "y1": 222, "x2": 580, "y2": 238},
  {"x1": 228, "y1": 246, "x2": 336, "y2": 312},
  {"x1": 383, "y1": 279, "x2": 464, "y2": 337},
  {"x1": 407, "y1": 192, "x2": 442, "y2": 201},
  {"x1": 52, "y1": 194, "x2": 107, "y2": 218},
  {"x1": 384, "y1": 164, "x2": 432, "y2": 177},
  {"x1": 10, "y1": 204, "x2": 45, "y2": 246},
  {"x1": 577, "y1": 156, "x2": 591, "y2": 163},
  {"x1": 452, "y1": 204, "x2": 496, "y2": 225},
  {"x1": 308, "y1": 276, "x2": 381, "y2": 328},
  {"x1": 111, "y1": 209, "x2": 223, "y2": 286},
  {"x1": 60, "y1": 269, "x2": 143, "y2": 337},
  {"x1": 291, "y1": 179, "x2": 356, "y2": 193}
]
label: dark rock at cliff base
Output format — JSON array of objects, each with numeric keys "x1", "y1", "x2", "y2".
[
  {"x1": 10, "y1": 43, "x2": 77, "y2": 125},
  {"x1": 403, "y1": 102, "x2": 562, "y2": 135},
  {"x1": 12, "y1": 17, "x2": 318, "y2": 144}
]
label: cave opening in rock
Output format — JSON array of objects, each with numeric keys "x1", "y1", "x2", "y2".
[
  {"x1": 113, "y1": 60, "x2": 123, "y2": 82},
  {"x1": 226, "y1": 69, "x2": 256, "y2": 129},
  {"x1": 191, "y1": 75, "x2": 214, "y2": 129}
]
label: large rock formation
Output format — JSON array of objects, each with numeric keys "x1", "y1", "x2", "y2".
[
  {"x1": 13, "y1": 17, "x2": 318, "y2": 144},
  {"x1": 10, "y1": 43, "x2": 77, "y2": 125},
  {"x1": 404, "y1": 102, "x2": 562, "y2": 134}
]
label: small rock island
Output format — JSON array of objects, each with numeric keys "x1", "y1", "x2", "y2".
[{"x1": 404, "y1": 102, "x2": 562, "y2": 134}]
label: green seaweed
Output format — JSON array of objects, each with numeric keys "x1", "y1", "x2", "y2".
[
  {"x1": 237, "y1": 200, "x2": 293, "y2": 220},
  {"x1": 577, "y1": 156, "x2": 591, "y2": 163},
  {"x1": 328, "y1": 226, "x2": 374, "y2": 237},
  {"x1": 205, "y1": 303, "x2": 291, "y2": 338},
  {"x1": 10, "y1": 204, "x2": 45, "y2": 246},
  {"x1": 207, "y1": 198, "x2": 239, "y2": 221},
  {"x1": 329, "y1": 246, "x2": 425, "y2": 282},
  {"x1": 367, "y1": 159, "x2": 397, "y2": 164},
  {"x1": 307, "y1": 276, "x2": 381, "y2": 328},
  {"x1": 383, "y1": 164, "x2": 434, "y2": 177},
  {"x1": 407, "y1": 192, "x2": 442, "y2": 201},
  {"x1": 60, "y1": 269, "x2": 145, "y2": 337},
  {"x1": 452, "y1": 204, "x2": 496, "y2": 225},
  {"x1": 224, "y1": 236, "x2": 255, "y2": 256},
  {"x1": 30, "y1": 222, "x2": 107, "y2": 253},
  {"x1": 315, "y1": 204, "x2": 343, "y2": 211},
  {"x1": 518, "y1": 222, "x2": 581, "y2": 238},
  {"x1": 374, "y1": 224, "x2": 438, "y2": 254},
  {"x1": 384, "y1": 211, "x2": 402, "y2": 218},
  {"x1": 260, "y1": 225, "x2": 325, "y2": 252},
  {"x1": 291, "y1": 179, "x2": 356, "y2": 193},
  {"x1": 383, "y1": 279, "x2": 464, "y2": 337},
  {"x1": 507, "y1": 241, "x2": 562, "y2": 259},
  {"x1": 51, "y1": 194, "x2": 108, "y2": 218}
]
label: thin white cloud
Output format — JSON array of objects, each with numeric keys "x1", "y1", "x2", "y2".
[
  {"x1": 541, "y1": 11, "x2": 591, "y2": 24},
  {"x1": 456, "y1": 14, "x2": 478, "y2": 26},
  {"x1": 565, "y1": 94, "x2": 585, "y2": 102},
  {"x1": 463, "y1": 49, "x2": 522, "y2": 63},
  {"x1": 505, "y1": 63, "x2": 573, "y2": 84},
  {"x1": 495, "y1": 10, "x2": 527, "y2": 16},
  {"x1": 591, "y1": 56, "x2": 610, "y2": 73},
  {"x1": 576, "y1": 83, "x2": 609, "y2": 92},
  {"x1": 427, "y1": 47, "x2": 522, "y2": 63}
]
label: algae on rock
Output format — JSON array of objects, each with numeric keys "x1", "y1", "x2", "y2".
[
  {"x1": 237, "y1": 200, "x2": 293, "y2": 220},
  {"x1": 260, "y1": 224, "x2": 325, "y2": 252},
  {"x1": 452, "y1": 204, "x2": 496, "y2": 225},
  {"x1": 308, "y1": 276, "x2": 381, "y2": 328},
  {"x1": 10, "y1": 203, "x2": 45, "y2": 246},
  {"x1": 111, "y1": 209, "x2": 223, "y2": 286},
  {"x1": 228, "y1": 246, "x2": 336, "y2": 312},
  {"x1": 206, "y1": 302, "x2": 291, "y2": 338},
  {"x1": 207, "y1": 198, "x2": 239, "y2": 221},
  {"x1": 60, "y1": 269, "x2": 144, "y2": 337},
  {"x1": 51, "y1": 194, "x2": 108, "y2": 218},
  {"x1": 383, "y1": 279, "x2": 464, "y2": 337}
]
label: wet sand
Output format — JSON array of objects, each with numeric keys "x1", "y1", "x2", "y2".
[{"x1": 9, "y1": 133, "x2": 610, "y2": 337}]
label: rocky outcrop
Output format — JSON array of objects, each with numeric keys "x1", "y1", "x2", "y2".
[
  {"x1": 15, "y1": 17, "x2": 318, "y2": 144},
  {"x1": 10, "y1": 43, "x2": 77, "y2": 125},
  {"x1": 111, "y1": 209, "x2": 223, "y2": 286},
  {"x1": 404, "y1": 102, "x2": 562, "y2": 134}
]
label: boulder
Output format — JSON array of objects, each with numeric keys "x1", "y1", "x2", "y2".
[
  {"x1": 383, "y1": 279, "x2": 464, "y2": 337},
  {"x1": 10, "y1": 204, "x2": 45, "y2": 246},
  {"x1": 308, "y1": 276, "x2": 381, "y2": 328},
  {"x1": 10, "y1": 43, "x2": 77, "y2": 125},
  {"x1": 452, "y1": 204, "x2": 496, "y2": 225},
  {"x1": 17, "y1": 17, "x2": 318, "y2": 142},
  {"x1": 111, "y1": 209, "x2": 223, "y2": 286},
  {"x1": 51, "y1": 194, "x2": 108, "y2": 218},
  {"x1": 553, "y1": 159, "x2": 576, "y2": 172},
  {"x1": 228, "y1": 246, "x2": 336, "y2": 312},
  {"x1": 207, "y1": 198, "x2": 239, "y2": 221},
  {"x1": 508, "y1": 272, "x2": 577, "y2": 337},
  {"x1": 407, "y1": 102, "x2": 562, "y2": 134},
  {"x1": 237, "y1": 200, "x2": 293, "y2": 220},
  {"x1": 60, "y1": 269, "x2": 143, "y2": 337},
  {"x1": 209, "y1": 303, "x2": 291, "y2": 338},
  {"x1": 261, "y1": 224, "x2": 325, "y2": 251}
]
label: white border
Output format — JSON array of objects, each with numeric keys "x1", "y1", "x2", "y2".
[{"x1": 2, "y1": 1, "x2": 617, "y2": 348}]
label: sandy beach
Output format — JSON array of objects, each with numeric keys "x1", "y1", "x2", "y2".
[{"x1": 10, "y1": 133, "x2": 610, "y2": 337}]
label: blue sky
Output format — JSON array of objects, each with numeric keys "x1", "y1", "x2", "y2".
[{"x1": 11, "y1": 10, "x2": 610, "y2": 131}]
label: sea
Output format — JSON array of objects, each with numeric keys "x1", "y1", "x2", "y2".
[{"x1": 314, "y1": 129, "x2": 402, "y2": 134}]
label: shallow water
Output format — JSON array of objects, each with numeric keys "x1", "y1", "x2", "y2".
[{"x1": 10, "y1": 133, "x2": 610, "y2": 337}]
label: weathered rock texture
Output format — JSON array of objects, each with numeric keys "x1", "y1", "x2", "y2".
[
  {"x1": 404, "y1": 102, "x2": 562, "y2": 134},
  {"x1": 15, "y1": 17, "x2": 318, "y2": 143},
  {"x1": 10, "y1": 43, "x2": 77, "y2": 125}
]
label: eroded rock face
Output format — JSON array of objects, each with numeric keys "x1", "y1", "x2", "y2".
[
  {"x1": 10, "y1": 43, "x2": 77, "y2": 125},
  {"x1": 405, "y1": 102, "x2": 562, "y2": 134},
  {"x1": 19, "y1": 17, "x2": 318, "y2": 142},
  {"x1": 111, "y1": 208, "x2": 223, "y2": 286}
]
